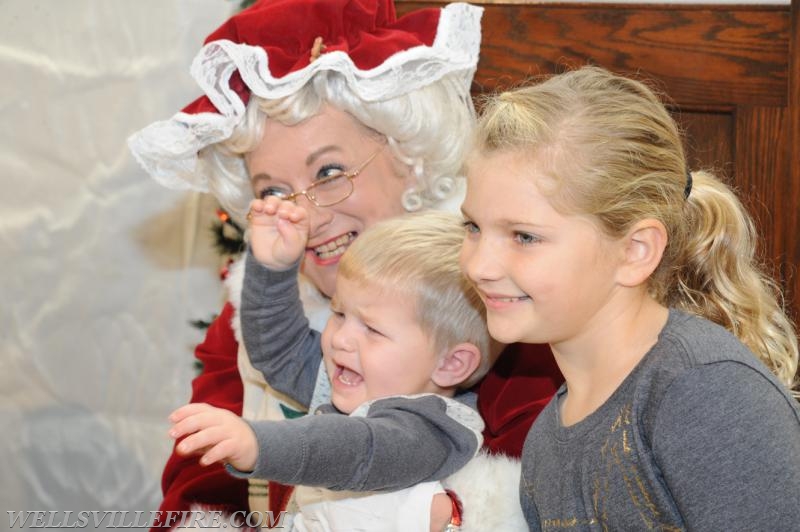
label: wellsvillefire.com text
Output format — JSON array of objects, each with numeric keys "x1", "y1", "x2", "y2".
[{"x1": 7, "y1": 510, "x2": 288, "y2": 529}]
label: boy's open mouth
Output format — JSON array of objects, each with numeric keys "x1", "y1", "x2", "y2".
[{"x1": 334, "y1": 364, "x2": 363, "y2": 386}]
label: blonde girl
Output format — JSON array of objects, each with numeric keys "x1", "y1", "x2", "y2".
[{"x1": 459, "y1": 65, "x2": 800, "y2": 530}]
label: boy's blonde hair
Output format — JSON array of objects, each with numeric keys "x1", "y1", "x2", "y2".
[
  {"x1": 472, "y1": 65, "x2": 798, "y2": 391},
  {"x1": 337, "y1": 211, "x2": 491, "y2": 389}
]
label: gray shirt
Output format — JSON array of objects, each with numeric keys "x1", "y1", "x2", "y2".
[
  {"x1": 522, "y1": 309, "x2": 800, "y2": 531},
  {"x1": 238, "y1": 251, "x2": 481, "y2": 491}
]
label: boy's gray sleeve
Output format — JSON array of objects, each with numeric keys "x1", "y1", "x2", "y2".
[
  {"x1": 652, "y1": 362, "x2": 800, "y2": 530},
  {"x1": 240, "y1": 250, "x2": 322, "y2": 407},
  {"x1": 231, "y1": 394, "x2": 483, "y2": 491}
]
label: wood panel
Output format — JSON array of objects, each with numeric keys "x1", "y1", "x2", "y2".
[
  {"x1": 679, "y1": 112, "x2": 733, "y2": 175},
  {"x1": 789, "y1": 0, "x2": 800, "y2": 332},
  {"x1": 399, "y1": 1, "x2": 800, "y2": 332}
]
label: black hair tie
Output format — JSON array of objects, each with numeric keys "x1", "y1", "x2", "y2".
[{"x1": 684, "y1": 170, "x2": 692, "y2": 199}]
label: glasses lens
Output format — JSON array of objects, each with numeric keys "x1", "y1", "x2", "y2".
[{"x1": 308, "y1": 173, "x2": 354, "y2": 207}]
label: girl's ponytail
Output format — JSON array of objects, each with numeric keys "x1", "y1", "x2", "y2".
[{"x1": 667, "y1": 171, "x2": 798, "y2": 391}]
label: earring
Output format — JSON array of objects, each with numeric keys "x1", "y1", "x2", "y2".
[
  {"x1": 402, "y1": 188, "x2": 423, "y2": 212},
  {"x1": 431, "y1": 176, "x2": 455, "y2": 200}
]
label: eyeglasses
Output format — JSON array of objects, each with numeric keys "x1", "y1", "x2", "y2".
[{"x1": 279, "y1": 145, "x2": 384, "y2": 207}]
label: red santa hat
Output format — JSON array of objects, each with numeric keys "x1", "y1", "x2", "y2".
[{"x1": 128, "y1": 0, "x2": 482, "y2": 193}]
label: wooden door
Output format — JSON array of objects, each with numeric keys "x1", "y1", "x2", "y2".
[{"x1": 399, "y1": 1, "x2": 800, "y2": 335}]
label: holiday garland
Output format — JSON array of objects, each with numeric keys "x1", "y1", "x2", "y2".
[{"x1": 192, "y1": 208, "x2": 245, "y2": 330}]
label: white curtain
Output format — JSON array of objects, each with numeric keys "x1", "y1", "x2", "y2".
[{"x1": 1, "y1": 1, "x2": 234, "y2": 528}]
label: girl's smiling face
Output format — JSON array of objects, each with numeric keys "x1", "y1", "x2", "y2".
[
  {"x1": 247, "y1": 105, "x2": 410, "y2": 298},
  {"x1": 459, "y1": 150, "x2": 624, "y2": 350}
]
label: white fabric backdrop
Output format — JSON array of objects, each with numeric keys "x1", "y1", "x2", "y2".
[{"x1": 1, "y1": 1, "x2": 234, "y2": 528}]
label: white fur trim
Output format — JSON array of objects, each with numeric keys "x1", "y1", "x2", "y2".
[
  {"x1": 128, "y1": 3, "x2": 482, "y2": 193},
  {"x1": 224, "y1": 255, "x2": 245, "y2": 344},
  {"x1": 443, "y1": 452, "x2": 527, "y2": 531}
]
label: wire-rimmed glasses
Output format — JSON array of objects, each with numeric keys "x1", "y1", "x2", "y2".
[{"x1": 278, "y1": 144, "x2": 385, "y2": 207}]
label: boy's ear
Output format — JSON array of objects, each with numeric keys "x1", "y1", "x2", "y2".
[
  {"x1": 431, "y1": 343, "x2": 482, "y2": 389},
  {"x1": 616, "y1": 218, "x2": 667, "y2": 287}
]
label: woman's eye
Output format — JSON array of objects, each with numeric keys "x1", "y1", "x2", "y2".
[
  {"x1": 514, "y1": 231, "x2": 540, "y2": 245},
  {"x1": 317, "y1": 164, "x2": 346, "y2": 181},
  {"x1": 257, "y1": 186, "x2": 291, "y2": 199}
]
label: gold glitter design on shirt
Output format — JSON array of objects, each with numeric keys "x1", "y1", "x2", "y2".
[
  {"x1": 592, "y1": 404, "x2": 683, "y2": 531},
  {"x1": 542, "y1": 517, "x2": 598, "y2": 529}
]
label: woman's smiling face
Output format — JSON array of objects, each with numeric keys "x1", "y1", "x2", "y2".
[{"x1": 247, "y1": 105, "x2": 410, "y2": 297}]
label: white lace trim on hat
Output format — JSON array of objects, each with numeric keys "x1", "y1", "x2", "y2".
[{"x1": 128, "y1": 3, "x2": 482, "y2": 193}]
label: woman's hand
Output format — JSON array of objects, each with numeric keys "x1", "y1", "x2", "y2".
[
  {"x1": 247, "y1": 197, "x2": 310, "y2": 270},
  {"x1": 169, "y1": 403, "x2": 258, "y2": 472}
]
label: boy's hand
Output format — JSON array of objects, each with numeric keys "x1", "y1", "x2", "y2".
[
  {"x1": 247, "y1": 197, "x2": 310, "y2": 270},
  {"x1": 169, "y1": 403, "x2": 258, "y2": 472}
]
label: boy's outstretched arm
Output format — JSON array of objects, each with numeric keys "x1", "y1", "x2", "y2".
[{"x1": 230, "y1": 394, "x2": 484, "y2": 492}]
